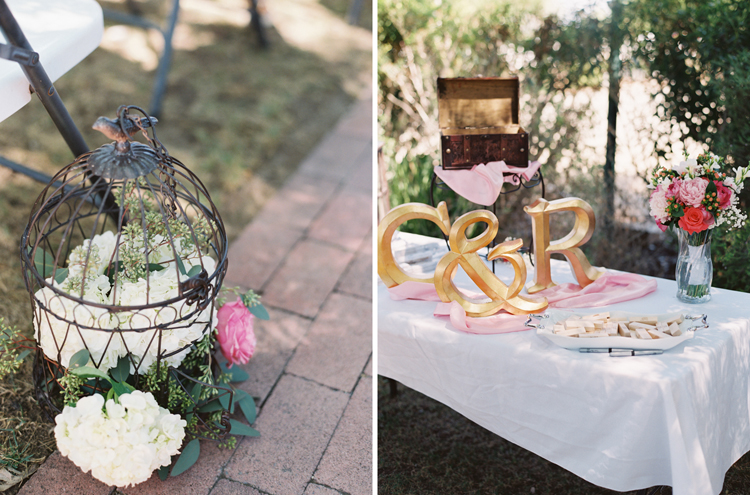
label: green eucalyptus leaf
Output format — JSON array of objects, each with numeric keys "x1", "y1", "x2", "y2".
[
  {"x1": 157, "y1": 464, "x2": 170, "y2": 481},
  {"x1": 229, "y1": 419, "x2": 259, "y2": 437},
  {"x1": 175, "y1": 256, "x2": 187, "y2": 276},
  {"x1": 190, "y1": 382, "x2": 203, "y2": 406},
  {"x1": 68, "y1": 349, "x2": 90, "y2": 370},
  {"x1": 218, "y1": 360, "x2": 249, "y2": 382},
  {"x1": 237, "y1": 394, "x2": 256, "y2": 424},
  {"x1": 15, "y1": 349, "x2": 31, "y2": 362},
  {"x1": 197, "y1": 400, "x2": 224, "y2": 413},
  {"x1": 70, "y1": 366, "x2": 111, "y2": 384},
  {"x1": 218, "y1": 390, "x2": 233, "y2": 412},
  {"x1": 34, "y1": 248, "x2": 57, "y2": 278},
  {"x1": 148, "y1": 263, "x2": 166, "y2": 272},
  {"x1": 111, "y1": 355, "x2": 130, "y2": 383},
  {"x1": 248, "y1": 303, "x2": 270, "y2": 321},
  {"x1": 111, "y1": 381, "x2": 131, "y2": 397},
  {"x1": 170, "y1": 439, "x2": 200, "y2": 477},
  {"x1": 187, "y1": 265, "x2": 202, "y2": 278},
  {"x1": 53, "y1": 268, "x2": 68, "y2": 284}
]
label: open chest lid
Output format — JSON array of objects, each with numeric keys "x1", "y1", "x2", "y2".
[{"x1": 437, "y1": 77, "x2": 520, "y2": 133}]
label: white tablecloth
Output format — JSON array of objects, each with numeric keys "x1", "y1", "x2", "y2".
[
  {"x1": 378, "y1": 232, "x2": 750, "y2": 495},
  {"x1": 0, "y1": 0, "x2": 103, "y2": 123}
]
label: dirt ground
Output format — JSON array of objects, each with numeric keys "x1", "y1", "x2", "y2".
[{"x1": 0, "y1": 0, "x2": 371, "y2": 490}]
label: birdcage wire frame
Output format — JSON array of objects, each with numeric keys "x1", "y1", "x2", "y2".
[{"x1": 21, "y1": 106, "x2": 231, "y2": 433}]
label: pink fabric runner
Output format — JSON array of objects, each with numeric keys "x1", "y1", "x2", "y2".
[
  {"x1": 434, "y1": 160, "x2": 543, "y2": 206},
  {"x1": 387, "y1": 272, "x2": 657, "y2": 335}
]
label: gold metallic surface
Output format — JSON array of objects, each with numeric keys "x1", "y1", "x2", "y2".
[
  {"x1": 377, "y1": 202, "x2": 451, "y2": 287},
  {"x1": 432, "y1": 211, "x2": 548, "y2": 317},
  {"x1": 524, "y1": 197, "x2": 604, "y2": 293}
]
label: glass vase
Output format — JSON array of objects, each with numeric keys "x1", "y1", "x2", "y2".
[{"x1": 675, "y1": 228, "x2": 713, "y2": 303}]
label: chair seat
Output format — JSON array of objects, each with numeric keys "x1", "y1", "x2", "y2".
[{"x1": 0, "y1": 0, "x2": 103, "y2": 123}]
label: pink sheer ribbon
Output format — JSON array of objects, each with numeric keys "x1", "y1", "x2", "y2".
[
  {"x1": 386, "y1": 272, "x2": 657, "y2": 335},
  {"x1": 433, "y1": 160, "x2": 543, "y2": 206}
]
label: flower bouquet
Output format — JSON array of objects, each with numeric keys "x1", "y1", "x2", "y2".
[
  {"x1": 648, "y1": 152, "x2": 750, "y2": 302},
  {"x1": 26, "y1": 223, "x2": 269, "y2": 487},
  {"x1": 12, "y1": 106, "x2": 272, "y2": 488}
]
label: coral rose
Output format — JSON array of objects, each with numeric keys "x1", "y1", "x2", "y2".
[
  {"x1": 677, "y1": 178, "x2": 708, "y2": 207},
  {"x1": 216, "y1": 297, "x2": 256, "y2": 368},
  {"x1": 678, "y1": 206, "x2": 713, "y2": 234},
  {"x1": 715, "y1": 181, "x2": 733, "y2": 209}
]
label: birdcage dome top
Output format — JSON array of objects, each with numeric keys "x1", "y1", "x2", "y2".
[{"x1": 21, "y1": 105, "x2": 228, "y2": 357}]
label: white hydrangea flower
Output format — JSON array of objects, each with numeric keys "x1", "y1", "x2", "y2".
[
  {"x1": 34, "y1": 274, "x2": 123, "y2": 370},
  {"x1": 54, "y1": 391, "x2": 186, "y2": 488},
  {"x1": 35, "y1": 232, "x2": 217, "y2": 374},
  {"x1": 67, "y1": 232, "x2": 118, "y2": 278}
]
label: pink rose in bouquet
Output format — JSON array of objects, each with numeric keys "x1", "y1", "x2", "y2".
[
  {"x1": 649, "y1": 186, "x2": 670, "y2": 224},
  {"x1": 678, "y1": 206, "x2": 714, "y2": 234},
  {"x1": 715, "y1": 181, "x2": 733, "y2": 209},
  {"x1": 677, "y1": 178, "x2": 708, "y2": 207},
  {"x1": 216, "y1": 297, "x2": 256, "y2": 368}
]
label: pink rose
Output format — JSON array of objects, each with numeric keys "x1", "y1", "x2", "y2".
[
  {"x1": 715, "y1": 181, "x2": 733, "y2": 209},
  {"x1": 216, "y1": 297, "x2": 256, "y2": 368},
  {"x1": 677, "y1": 178, "x2": 708, "y2": 207},
  {"x1": 678, "y1": 206, "x2": 713, "y2": 234},
  {"x1": 655, "y1": 220, "x2": 668, "y2": 232},
  {"x1": 649, "y1": 186, "x2": 670, "y2": 223}
]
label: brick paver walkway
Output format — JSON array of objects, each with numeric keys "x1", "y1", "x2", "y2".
[{"x1": 19, "y1": 94, "x2": 373, "y2": 495}]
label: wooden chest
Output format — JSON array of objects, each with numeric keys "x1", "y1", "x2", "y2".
[{"x1": 438, "y1": 77, "x2": 529, "y2": 170}]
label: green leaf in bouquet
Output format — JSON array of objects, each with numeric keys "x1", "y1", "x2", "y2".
[
  {"x1": 157, "y1": 463, "x2": 170, "y2": 481},
  {"x1": 33, "y1": 248, "x2": 57, "y2": 278},
  {"x1": 148, "y1": 263, "x2": 166, "y2": 272},
  {"x1": 68, "y1": 349, "x2": 90, "y2": 370},
  {"x1": 706, "y1": 179, "x2": 717, "y2": 196},
  {"x1": 190, "y1": 382, "x2": 203, "y2": 406},
  {"x1": 111, "y1": 355, "x2": 130, "y2": 383},
  {"x1": 170, "y1": 439, "x2": 200, "y2": 477},
  {"x1": 235, "y1": 390, "x2": 256, "y2": 424},
  {"x1": 248, "y1": 303, "x2": 270, "y2": 321},
  {"x1": 228, "y1": 419, "x2": 259, "y2": 437},
  {"x1": 197, "y1": 400, "x2": 224, "y2": 413},
  {"x1": 218, "y1": 389, "x2": 234, "y2": 412},
  {"x1": 218, "y1": 360, "x2": 249, "y2": 383},
  {"x1": 187, "y1": 265, "x2": 202, "y2": 278},
  {"x1": 70, "y1": 366, "x2": 111, "y2": 384},
  {"x1": 175, "y1": 255, "x2": 187, "y2": 276},
  {"x1": 53, "y1": 268, "x2": 68, "y2": 284},
  {"x1": 15, "y1": 349, "x2": 31, "y2": 362},
  {"x1": 111, "y1": 380, "x2": 133, "y2": 397}
]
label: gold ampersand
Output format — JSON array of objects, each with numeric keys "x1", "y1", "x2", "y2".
[{"x1": 433, "y1": 211, "x2": 548, "y2": 317}]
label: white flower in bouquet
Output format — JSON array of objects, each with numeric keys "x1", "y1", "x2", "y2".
[
  {"x1": 34, "y1": 230, "x2": 217, "y2": 374},
  {"x1": 54, "y1": 390, "x2": 186, "y2": 488},
  {"x1": 67, "y1": 231, "x2": 118, "y2": 278},
  {"x1": 35, "y1": 273, "x2": 125, "y2": 370}
]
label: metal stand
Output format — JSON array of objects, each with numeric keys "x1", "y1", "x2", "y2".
[
  {"x1": 428, "y1": 168, "x2": 545, "y2": 272},
  {"x1": 0, "y1": 0, "x2": 90, "y2": 185}
]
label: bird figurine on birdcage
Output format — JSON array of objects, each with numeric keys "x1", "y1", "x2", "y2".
[{"x1": 20, "y1": 105, "x2": 266, "y2": 487}]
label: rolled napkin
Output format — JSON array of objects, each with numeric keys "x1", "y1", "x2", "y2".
[
  {"x1": 433, "y1": 160, "x2": 542, "y2": 206},
  {"x1": 386, "y1": 271, "x2": 658, "y2": 335}
]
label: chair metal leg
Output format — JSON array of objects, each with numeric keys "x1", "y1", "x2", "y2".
[
  {"x1": 389, "y1": 378, "x2": 398, "y2": 398},
  {"x1": 248, "y1": 0, "x2": 269, "y2": 49},
  {"x1": 148, "y1": 0, "x2": 180, "y2": 118}
]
